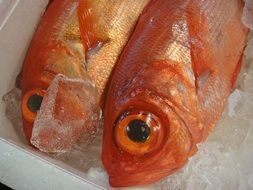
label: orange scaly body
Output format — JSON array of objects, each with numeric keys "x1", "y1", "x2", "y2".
[
  {"x1": 78, "y1": 0, "x2": 149, "y2": 97},
  {"x1": 102, "y1": 0, "x2": 248, "y2": 187}
]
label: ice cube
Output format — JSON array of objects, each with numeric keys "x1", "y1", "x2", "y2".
[
  {"x1": 87, "y1": 167, "x2": 108, "y2": 184},
  {"x1": 31, "y1": 74, "x2": 101, "y2": 153},
  {"x1": 244, "y1": 34, "x2": 253, "y2": 60},
  {"x1": 160, "y1": 171, "x2": 187, "y2": 190},
  {"x1": 160, "y1": 142, "x2": 240, "y2": 190},
  {"x1": 227, "y1": 89, "x2": 242, "y2": 117},
  {"x1": 243, "y1": 0, "x2": 253, "y2": 31},
  {"x1": 2, "y1": 88, "x2": 26, "y2": 142},
  {"x1": 208, "y1": 89, "x2": 253, "y2": 149},
  {"x1": 243, "y1": 59, "x2": 253, "y2": 93},
  {"x1": 54, "y1": 119, "x2": 104, "y2": 171}
]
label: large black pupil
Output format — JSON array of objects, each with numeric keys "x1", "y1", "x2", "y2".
[
  {"x1": 27, "y1": 94, "x2": 43, "y2": 113},
  {"x1": 126, "y1": 119, "x2": 151, "y2": 143}
]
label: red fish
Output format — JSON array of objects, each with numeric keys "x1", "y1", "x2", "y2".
[
  {"x1": 20, "y1": 0, "x2": 100, "y2": 151},
  {"x1": 102, "y1": 0, "x2": 248, "y2": 187}
]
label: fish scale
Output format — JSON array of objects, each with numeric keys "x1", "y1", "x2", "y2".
[
  {"x1": 191, "y1": 0, "x2": 247, "y2": 138},
  {"x1": 78, "y1": 0, "x2": 149, "y2": 97}
]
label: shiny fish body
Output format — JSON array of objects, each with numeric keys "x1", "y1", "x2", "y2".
[
  {"x1": 78, "y1": 0, "x2": 149, "y2": 99},
  {"x1": 102, "y1": 0, "x2": 248, "y2": 187}
]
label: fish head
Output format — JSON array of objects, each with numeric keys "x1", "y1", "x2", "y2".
[
  {"x1": 103, "y1": 61, "x2": 196, "y2": 186},
  {"x1": 20, "y1": 44, "x2": 89, "y2": 142},
  {"x1": 21, "y1": 73, "x2": 100, "y2": 152}
]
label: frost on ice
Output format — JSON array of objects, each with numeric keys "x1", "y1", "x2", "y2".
[
  {"x1": 2, "y1": 88, "x2": 26, "y2": 142},
  {"x1": 31, "y1": 74, "x2": 101, "y2": 153},
  {"x1": 54, "y1": 119, "x2": 104, "y2": 172},
  {"x1": 243, "y1": 0, "x2": 253, "y2": 32}
]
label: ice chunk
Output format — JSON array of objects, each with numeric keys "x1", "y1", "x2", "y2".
[
  {"x1": 227, "y1": 89, "x2": 242, "y2": 117},
  {"x1": 242, "y1": 56, "x2": 253, "y2": 93},
  {"x1": 244, "y1": 33, "x2": 253, "y2": 60},
  {"x1": 87, "y1": 167, "x2": 108, "y2": 184},
  {"x1": 208, "y1": 89, "x2": 252, "y2": 149},
  {"x1": 2, "y1": 88, "x2": 26, "y2": 142},
  {"x1": 243, "y1": 0, "x2": 253, "y2": 31},
  {"x1": 236, "y1": 34, "x2": 253, "y2": 92},
  {"x1": 160, "y1": 142, "x2": 240, "y2": 190},
  {"x1": 54, "y1": 119, "x2": 104, "y2": 171},
  {"x1": 31, "y1": 74, "x2": 101, "y2": 153}
]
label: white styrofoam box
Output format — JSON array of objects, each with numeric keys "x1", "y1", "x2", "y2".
[{"x1": 0, "y1": 1, "x2": 108, "y2": 189}]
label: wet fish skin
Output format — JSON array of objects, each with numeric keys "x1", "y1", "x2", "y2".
[
  {"x1": 102, "y1": 0, "x2": 248, "y2": 187},
  {"x1": 78, "y1": 0, "x2": 149, "y2": 99}
]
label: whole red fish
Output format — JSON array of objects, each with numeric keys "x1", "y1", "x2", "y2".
[
  {"x1": 102, "y1": 0, "x2": 248, "y2": 187},
  {"x1": 19, "y1": 0, "x2": 102, "y2": 152}
]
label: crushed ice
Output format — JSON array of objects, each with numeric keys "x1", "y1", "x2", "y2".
[{"x1": 2, "y1": 88, "x2": 26, "y2": 143}]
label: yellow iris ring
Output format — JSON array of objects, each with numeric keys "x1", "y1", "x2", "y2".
[{"x1": 115, "y1": 113, "x2": 161, "y2": 156}]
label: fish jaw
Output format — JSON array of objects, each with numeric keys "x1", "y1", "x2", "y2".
[{"x1": 102, "y1": 91, "x2": 194, "y2": 186}]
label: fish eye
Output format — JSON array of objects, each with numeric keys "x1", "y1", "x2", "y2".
[
  {"x1": 22, "y1": 89, "x2": 45, "y2": 122},
  {"x1": 115, "y1": 112, "x2": 164, "y2": 156},
  {"x1": 126, "y1": 119, "x2": 151, "y2": 143},
  {"x1": 27, "y1": 94, "x2": 43, "y2": 113}
]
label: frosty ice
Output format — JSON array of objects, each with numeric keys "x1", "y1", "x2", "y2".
[{"x1": 31, "y1": 74, "x2": 100, "y2": 153}]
